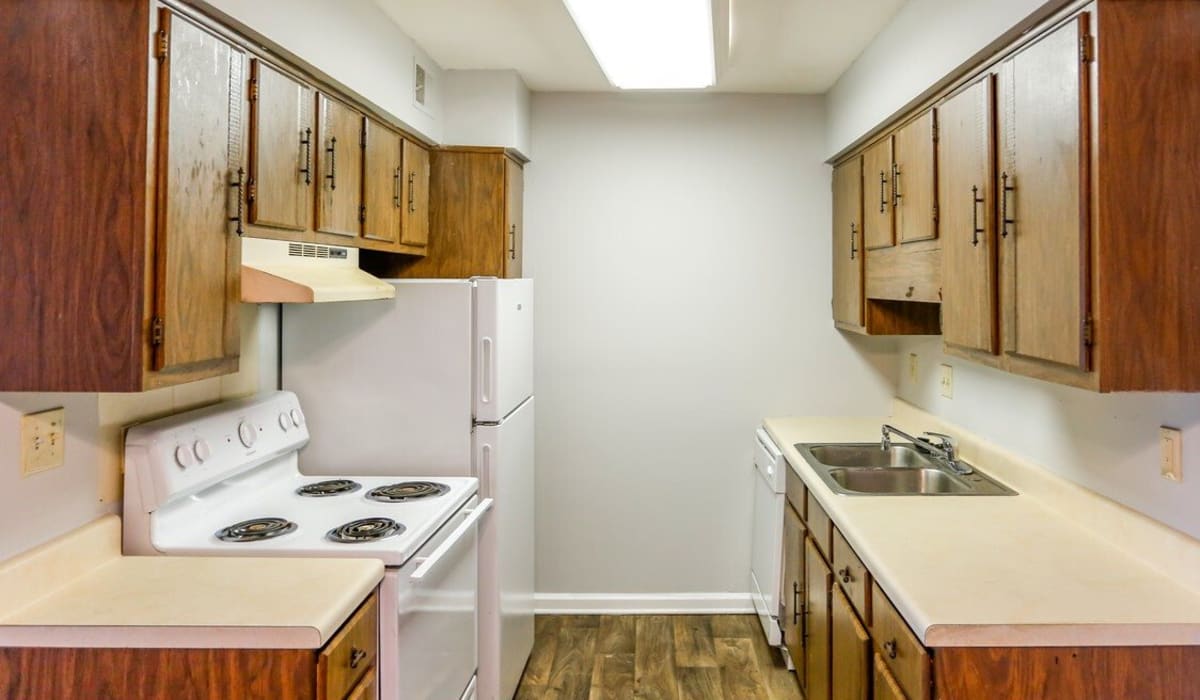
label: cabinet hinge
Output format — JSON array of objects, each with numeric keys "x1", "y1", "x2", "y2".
[
  {"x1": 1082, "y1": 316, "x2": 1095, "y2": 346},
  {"x1": 248, "y1": 78, "x2": 259, "y2": 102},
  {"x1": 1080, "y1": 34, "x2": 1094, "y2": 63},
  {"x1": 932, "y1": 202, "x2": 939, "y2": 223},
  {"x1": 155, "y1": 29, "x2": 169, "y2": 62},
  {"x1": 247, "y1": 179, "x2": 257, "y2": 204},
  {"x1": 360, "y1": 123, "x2": 367, "y2": 148},
  {"x1": 359, "y1": 204, "x2": 367, "y2": 223},
  {"x1": 931, "y1": 122, "x2": 939, "y2": 143},
  {"x1": 150, "y1": 316, "x2": 165, "y2": 347}
]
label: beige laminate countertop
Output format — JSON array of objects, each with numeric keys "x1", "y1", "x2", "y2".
[
  {"x1": 765, "y1": 415, "x2": 1200, "y2": 648},
  {"x1": 0, "y1": 515, "x2": 383, "y2": 649}
]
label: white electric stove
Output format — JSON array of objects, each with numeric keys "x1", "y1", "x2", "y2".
[{"x1": 122, "y1": 391, "x2": 488, "y2": 700}]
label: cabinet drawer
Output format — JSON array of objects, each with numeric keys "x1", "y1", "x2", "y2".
[
  {"x1": 833, "y1": 528, "x2": 872, "y2": 624},
  {"x1": 873, "y1": 652, "x2": 907, "y2": 700},
  {"x1": 786, "y1": 465, "x2": 807, "y2": 518},
  {"x1": 870, "y1": 582, "x2": 930, "y2": 700},
  {"x1": 806, "y1": 491, "x2": 834, "y2": 560},
  {"x1": 319, "y1": 592, "x2": 378, "y2": 700}
]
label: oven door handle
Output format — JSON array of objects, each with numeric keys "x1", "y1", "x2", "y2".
[{"x1": 410, "y1": 498, "x2": 493, "y2": 582}]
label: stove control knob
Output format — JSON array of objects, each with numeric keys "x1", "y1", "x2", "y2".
[
  {"x1": 193, "y1": 439, "x2": 211, "y2": 463},
  {"x1": 174, "y1": 445, "x2": 195, "y2": 469},
  {"x1": 238, "y1": 421, "x2": 257, "y2": 448},
  {"x1": 278, "y1": 413, "x2": 291, "y2": 432},
  {"x1": 290, "y1": 409, "x2": 304, "y2": 427}
]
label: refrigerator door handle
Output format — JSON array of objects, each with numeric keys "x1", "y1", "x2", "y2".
[{"x1": 480, "y1": 337, "x2": 494, "y2": 406}]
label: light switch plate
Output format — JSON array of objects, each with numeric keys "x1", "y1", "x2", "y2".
[
  {"x1": 1160, "y1": 426, "x2": 1182, "y2": 482},
  {"x1": 939, "y1": 364, "x2": 954, "y2": 399},
  {"x1": 21, "y1": 407, "x2": 66, "y2": 476}
]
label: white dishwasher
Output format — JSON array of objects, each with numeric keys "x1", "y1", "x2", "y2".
[{"x1": 749, "y1": 427, "x2": 787, "y2": 648}]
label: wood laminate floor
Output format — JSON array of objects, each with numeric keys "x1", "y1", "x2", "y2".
[{"x1": 514, "y1": 614, "x2": 803, "y2": 700}]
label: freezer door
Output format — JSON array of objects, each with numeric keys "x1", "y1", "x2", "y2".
[
  {"x1": 281, "y1": 280, "x2": 475, "y2": 475},
  {"x1": 474, "y1": 279, "x2": 534, "y2": 423},
  {"x1": 472, "y1": 397, "x2": 535, "y2": 700}
]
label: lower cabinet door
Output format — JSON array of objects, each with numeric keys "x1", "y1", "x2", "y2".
[
  {"x1": 874, "y1": 653, "x2": 907, "y2": 700},
  {"x1": 782, "y1": 502, "x2": 806, "y2": 690},
  {"x1": 832, "y1": 586, "x2": 872, "y2": 700},
  {"x1": 804, "y1": 536, "x2": 833, "y2": 700}
]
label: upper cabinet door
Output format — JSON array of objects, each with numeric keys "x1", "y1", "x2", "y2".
[
  {"x1": 861, "y1": 137, "x2": 894, "y2": 250},
  {"x1": 248, "y1": 60, "x2": 312, "y2": 232},
  {"x1": 503, "y1": 158, "x2": 524, "y2": 278},
  {"x1": 939, "y1": 76, "x2": 997, "y2": 354},
  {"x1": 998, "y1": 14, "x2": 1091, "y2": 370},
  {"x1": 832, "y1": 157, "x2": 864, "y2": 328},
  {"x1": 893, "y1": 109, "x2": 938, "y2": 243},
  {"x1": 316, "y1": 94, "x2": 364, "y2": 238},
  {"x1": 399, "y1": 140, "x2": 431, "y2": 248},
  {"x1": 362, "y1": 119, "x2": 403, "y2": 246},
  {"x1": 151, "y1": 9, "x2": 242, "y2": 374}
]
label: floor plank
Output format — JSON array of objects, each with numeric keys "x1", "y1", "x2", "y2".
[{"x1": 519, "y1": 615, "x2": 797, "y2": 700}]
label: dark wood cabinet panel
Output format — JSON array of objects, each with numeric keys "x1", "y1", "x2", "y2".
[
  {"x1": 315, "y1": 94, "x2": 364, "y2": 239},
  {"x1": 831, "y1": 586, "x2": 871, "y2": 700},
  {"x1": 832, "y1": 157, "x2": 865, "y2": 329},
  {"x1": 399, "y1": 140, "x2": 431, "y2": 248},
  {"x1": 248, "y1": 60, "x2": 313, "y2": 233},
  {"x1": 782, "y1": 502, "x2": 806, "y2": 691},
  {"x1": 862, "y1": 138, "x2": 894, "y2": 250},
  {"x1": 804, "y1": 536, "x2": 832, "y2": 700},
  {"x1": 893, "y1": 109, "x2": 938, "y2": 244},
  {"x1": 503, "y1": 156, "x2": 524, "y2": 278},
  {"x1": 151, "y1": 8, "x2": 243, "y2": 375},
  {"x1": 362, "y1": 119, "x2": 403, "y2": 246}
]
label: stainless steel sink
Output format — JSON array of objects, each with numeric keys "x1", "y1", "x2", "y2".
[{"x1": 797, "y1": 442, "x2": 1017, "y2": 496}]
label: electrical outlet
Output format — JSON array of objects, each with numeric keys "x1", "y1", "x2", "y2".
[
  {"x1": 21, "y1": 407, "x2": 66, "y2": 477},
  {"x1": 939, "y1": 364, "x2": 954, "y2": 398},
  {"x1": 1160, "y1": 426, "x2": 1183, "y2": 482},
  {"x1": 908, "y1": 353, "x2": 919, "y2": 383}
]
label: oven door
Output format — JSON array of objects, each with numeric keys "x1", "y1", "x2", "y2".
[{"x1": 379, "y1": 496, "x2": 492, "y2": 700}]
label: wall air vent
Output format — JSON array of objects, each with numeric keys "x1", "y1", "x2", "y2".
[
  {"x1": 414, "y1": 62, "x2": 427, "y2": 106},
  {"x1": 286, "y1": 243, "x2": 345, "y2": 259}
]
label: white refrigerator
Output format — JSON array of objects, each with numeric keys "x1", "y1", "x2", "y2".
[{"x1": 281, "y1": 278, "x2": 535, "y2": 700}]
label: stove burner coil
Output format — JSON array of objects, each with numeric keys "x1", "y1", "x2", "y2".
[
  {"x1": 296, "y1": 479, "x2": 362, "y2": 497},
  {"x1": 326, "y1": 517, "x2": 405, "y2": 544},
  {"x1": 216, "y1": 517, "x2": 298, "y2": 543},
  {"x1": 365, "y1": 481, "x2": 450, "y2": 503}
]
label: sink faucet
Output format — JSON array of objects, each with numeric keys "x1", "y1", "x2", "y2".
[{"x1": 880, "y1": 424, "x2": 974, "y2": 476}]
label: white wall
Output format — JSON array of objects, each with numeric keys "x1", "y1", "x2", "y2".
[
  {"x1": 825, "y1": 0, "x2": 1049, "y2": 156},
  {"x1": 443, "y1": 70, "x2": 533, "y2": 158},
  {"x1": 202, "y1": 0, "x2": 445, "y2": 142},
  {"x1": 525, "y1": 93, "x2": 898, "y2": 602},
  {"x1": 0, "y1": 305, "x2": 279, "y2": 561},
  {"x1": 830, "y1": 0, "x2": 1200, "y2": 541}
]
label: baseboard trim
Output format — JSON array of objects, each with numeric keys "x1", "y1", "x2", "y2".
[{"x1": 534, "y1": 592, "x2": 755, "y2": 615}]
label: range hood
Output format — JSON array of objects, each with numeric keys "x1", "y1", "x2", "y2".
[{"x1": 241, "y1": 237, "x2": 395, "y2": 303}]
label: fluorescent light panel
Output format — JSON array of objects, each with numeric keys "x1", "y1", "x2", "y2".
[{"x1": 564, "y1": 0, "x2": 715, "y2": 90}]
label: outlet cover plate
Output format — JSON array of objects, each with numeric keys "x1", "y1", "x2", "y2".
[
  {"x1": 21, "y1": 407, "x2": 65, "y2": 477},
  {"x1": 1161, "y1": 426, "x2": 1183, "y2": 482},
  {"x1": 939, "y1": 364, "x2": 954, "y2": 399}
]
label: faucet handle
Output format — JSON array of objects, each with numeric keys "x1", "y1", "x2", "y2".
[{"x1": 921, "y1": 431, "x2": 958, "y2": 455}]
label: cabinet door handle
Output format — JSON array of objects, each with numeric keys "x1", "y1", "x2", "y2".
[
  {"x1": 837, "y1": 566, "x2": 854, "y2": 584},
  {"x1": 393, "y1": 166, "x2": 402, "y2": 208},
  {"x1": 229, "y1": 167, "x2": 245, "y2": 236},
  {"x1": 508, "y1": 224, "x2": 517, "y2": 260},
  {"x1": 892, "y1": 162, "x2": 901, "y2": 207},
  {"x1": 1000, "y1": 171, "x2": 1015, "y2": 238},
  {"x1": 408, "y1": 171, "x2": 416, "y2": 213},
  {"x1": 349, "y1": 646, "x2": 367, "y2": 669},
  {"x1": 299, "y1": 127, "x2": 312, "y2": 185},
  {"x1": 850, "y1": 222, "x2": 858, "y2": 260},
  {"x1": 325, "y1": 136, "x2": 337, "y2": 191},
  {"x1": 971, "y1": 185, "x2": 985, "y2": 247},
  {"x1": 792, "y1": 581, "x2": 802, "y2": 626},
  {"x1": 879, "y1": 170, "x2": 888, "y2": 213},
  {"x1": 883, "y1": 639, "x2": 898, "y2": 659}
]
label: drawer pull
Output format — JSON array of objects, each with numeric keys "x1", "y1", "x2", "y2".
[
  {"x1": 837, "y1": 566, "x2": 854, "y2": 584},
  {"x1": 349, "y1": 647, "x2": 367, "y2": 669},
  {"x1": 883, "y1": 639, "x2": 898, "y2": 659}
]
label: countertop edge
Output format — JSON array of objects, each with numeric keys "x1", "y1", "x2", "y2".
[{"x1": 0, "y1": 624, "x2": 325, "y2": 649}]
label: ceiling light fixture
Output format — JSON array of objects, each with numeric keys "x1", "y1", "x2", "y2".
[{"x1": 563, "y1": 0, "x2": 715, "y2": 90}]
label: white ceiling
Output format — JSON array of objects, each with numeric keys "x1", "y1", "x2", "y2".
[{"x1": 375, "y1": 0, "x2": 908, "y2": 93}]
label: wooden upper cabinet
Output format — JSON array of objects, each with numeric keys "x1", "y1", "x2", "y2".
[
  {"x1": 248, "y1": 60, "x2": 313, "y2": 233},
  {"x1": 805, "y1": 536, "x2": 833, "y2": 700},
  {"x1": 503, "y1": 157, "x2": 524, "y2": 278},
  {"x1": 939, "y1": 76, "x2": 997, "y2": 355},
  {"x1": 893, "y1": 110, "x2": 938, "y2": 244},
  {"x1": 833, "y1": 157, "x2": 864, "y2": 329},
  {"x1": 782, "y1": 503, "x2": 806, "y2": 692},
  {"x1": 316, "y1": 94, "x2": 364, "y2": 239},
  {"x1": 399, "y1": 140, "x2": 431, "y2": 248},
  {"x1": 861, "y1": 138, "x2": 894, "y2": 250},
  {"x1": 362, "y1": 119, "x2": 403, "y2": 246},
  {"x1": 998, "y1": 14, "x2": 1091, "y2": 372},
  {"x1": 151, "y1": 8, "x2": 242, "y2": 376}
]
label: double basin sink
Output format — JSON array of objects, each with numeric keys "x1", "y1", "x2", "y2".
[{"x1": 796, "y1": 443, "x2": 1017, "y2": 496}]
